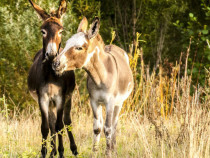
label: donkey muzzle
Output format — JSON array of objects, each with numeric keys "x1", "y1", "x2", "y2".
[
  {"x1": 46, "y1": 42, "x2": 58, "y2": 57},
  {"x1": 52, "y1": 59, "x2": 60, "y2": 70}
]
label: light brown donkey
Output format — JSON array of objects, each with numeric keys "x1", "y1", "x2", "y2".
[
  {"x1": 52, "y1": 17, "x2": 134, "y2": 157},
  {"x1": 27, "y1": 0, "x2": 78, "y2": 157}
]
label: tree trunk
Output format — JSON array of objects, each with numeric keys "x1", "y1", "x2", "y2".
[
  {"x1": 155, "y1": 20, "x2": 168, "y2": 70},
  {"x1": 132, "y1": 0, "x2": 137, "y2": 55}
]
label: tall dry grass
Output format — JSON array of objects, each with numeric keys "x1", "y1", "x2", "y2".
[{"x1": 0, "y1": 35, "x2": 209, "y2": 157}]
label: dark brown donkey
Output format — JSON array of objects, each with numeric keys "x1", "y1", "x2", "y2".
[
  {"x1": 27, "y1": 0, "x2": 78, "y2": 157},
  {"x1": 53, "y1": 17, "x2": 134, "y2": 157}
]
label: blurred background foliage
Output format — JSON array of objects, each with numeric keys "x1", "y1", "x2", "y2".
[{"x1": 0, "y1": 0, "x2": 209, "y2": 111}]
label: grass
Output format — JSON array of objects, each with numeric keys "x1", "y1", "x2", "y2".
[
  {"x1": 0, "y1": 87, "x2": 209, "y2": 157},
  {"x1": 0, "y1": 35, "x2": 209, "y2": 157}
]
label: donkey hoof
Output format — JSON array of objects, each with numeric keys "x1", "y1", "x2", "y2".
[
  {"x1": 59, "y1": 154, "x2": 64, "y2": 158},
  {"x1": 72, "y1": 150, "x2": 78, "y2": 156},
  {"x1": 41, "y1": 149, "x2": 47, "y2": 158},
  {"x1": 70, "y1": 145, "x2": 78, "y2": 155},
  {"x1": 111, "y1": 143, "x2": 116, "y2": 151},
  {"x1": 105, "y1": 150, "x2": 112, "y2": 158},
  {"x1": 50, "y1": 150, "x2": 57, "y2": 158}
]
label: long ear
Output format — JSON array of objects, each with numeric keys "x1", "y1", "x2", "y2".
[
  {"x1": 56, "y1": 0, "x2": 67, "y2": 18},
  {"x1": 87, "y1": 17, "x2": 100, "y2": 39},
  {"x1": 77, "y1": 17, "x2": 88, "y2": 33},
  {"x1": 28, "y1": 0, "x2": 50, "y2": 20}
]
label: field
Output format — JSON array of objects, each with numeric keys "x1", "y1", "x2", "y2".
[
  {"x1": 0, "y1": 50, "x2": 209, "y2": 157},
  {"x1": 0, "y1": 97, "x2": 209, "y2": 158}
]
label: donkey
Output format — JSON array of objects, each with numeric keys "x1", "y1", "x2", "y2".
[
  {"x1": 52, "y1": 17, "x2": 134, "y2": 157},
  {"x1": 27, "y1": 0, "x2": 78, "y2": 157}
]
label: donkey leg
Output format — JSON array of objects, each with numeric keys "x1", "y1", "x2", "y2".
[
  {"x1": 111, "y1": 105, "x2": 122, "y2": 150},
  {"x1": 48, "y1": 105, "x2": 57, "y2": 157},
  {"x1": 54, "y1": 97, "x2": 65, "y2": 158},
  {"x1": 91, "y1": 99, "x2": 103, "y2": 151},
  {"x1": 56, "y1": 110, "x2": 64, "y2": 158},
  {"x1": 64, "y1": 98, "x2": 78, "y2": 155},
  {"x1": 39, "y1": 96, "x2": 50, "y2": 158},
  {"x1": 104, "y1": 100, "x2": 115, "y2": 157}
]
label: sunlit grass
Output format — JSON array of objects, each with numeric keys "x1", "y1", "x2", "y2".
[{"x1": 0, "y1": 96, "x2": 209, "y2": 158}]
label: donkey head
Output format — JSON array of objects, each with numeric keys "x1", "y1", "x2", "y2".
[
  {"x1": 29, "y1": 0, "x2": 67, "y2": 61},
  {"x1": 53, "y1": 17, "x2": 101, "y2": 75}
]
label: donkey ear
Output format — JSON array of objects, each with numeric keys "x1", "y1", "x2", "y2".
[
  {"x1": 87, "y1": 17, "x2": 100, "y2": 39},
  {"x1": 28, "y1": 0, "x2": 50, "y2": 20},
  {"x1": 77, "y1": 17, "x2": 88, "y2": 33},
  {"x1": 56, "y1": 0, "x2": 67, "y2": 18}
]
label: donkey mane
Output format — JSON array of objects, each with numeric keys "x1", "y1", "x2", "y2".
[
  {"x1": 33, "y1": 48, "x2": 42, "y2": 61},
  {"x1": 90, "y1": 34, "x2": 105, "y2": 51},
  {"x1": 45, "y1": 16, "x2": 62, "y2": 24},
  {"x1": 50, "y1": 10, "x2": 58, "y2": 17}
]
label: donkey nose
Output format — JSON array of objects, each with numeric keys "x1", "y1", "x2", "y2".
[{"x1": 53, "y1": 60, "x2": 60, "y2": 69}]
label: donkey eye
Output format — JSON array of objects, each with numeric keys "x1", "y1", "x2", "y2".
[
  {"x1": 41, "y1": 30, "x2": 45, "y2": 34},
  {"x1": 41, "y1": 29, "x2": 47, "y2": 36},
  {"x1": 75, "y1": 47, "x2": 83, "y2": 51},
  {"x1": 59, "y1": 30, "x2": 63, "y2": 34}
]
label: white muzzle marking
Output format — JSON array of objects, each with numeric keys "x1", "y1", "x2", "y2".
[{"x1": 46, "y1": 42, "x2": 57, "y2": 56}]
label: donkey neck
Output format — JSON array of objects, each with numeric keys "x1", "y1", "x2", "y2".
[
  {"x1": 83, "y1": 42, "x2": 115, "y2": 87},
  {"x1": 42, "y1": 56, "x2": 58, "y2": 79}
]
